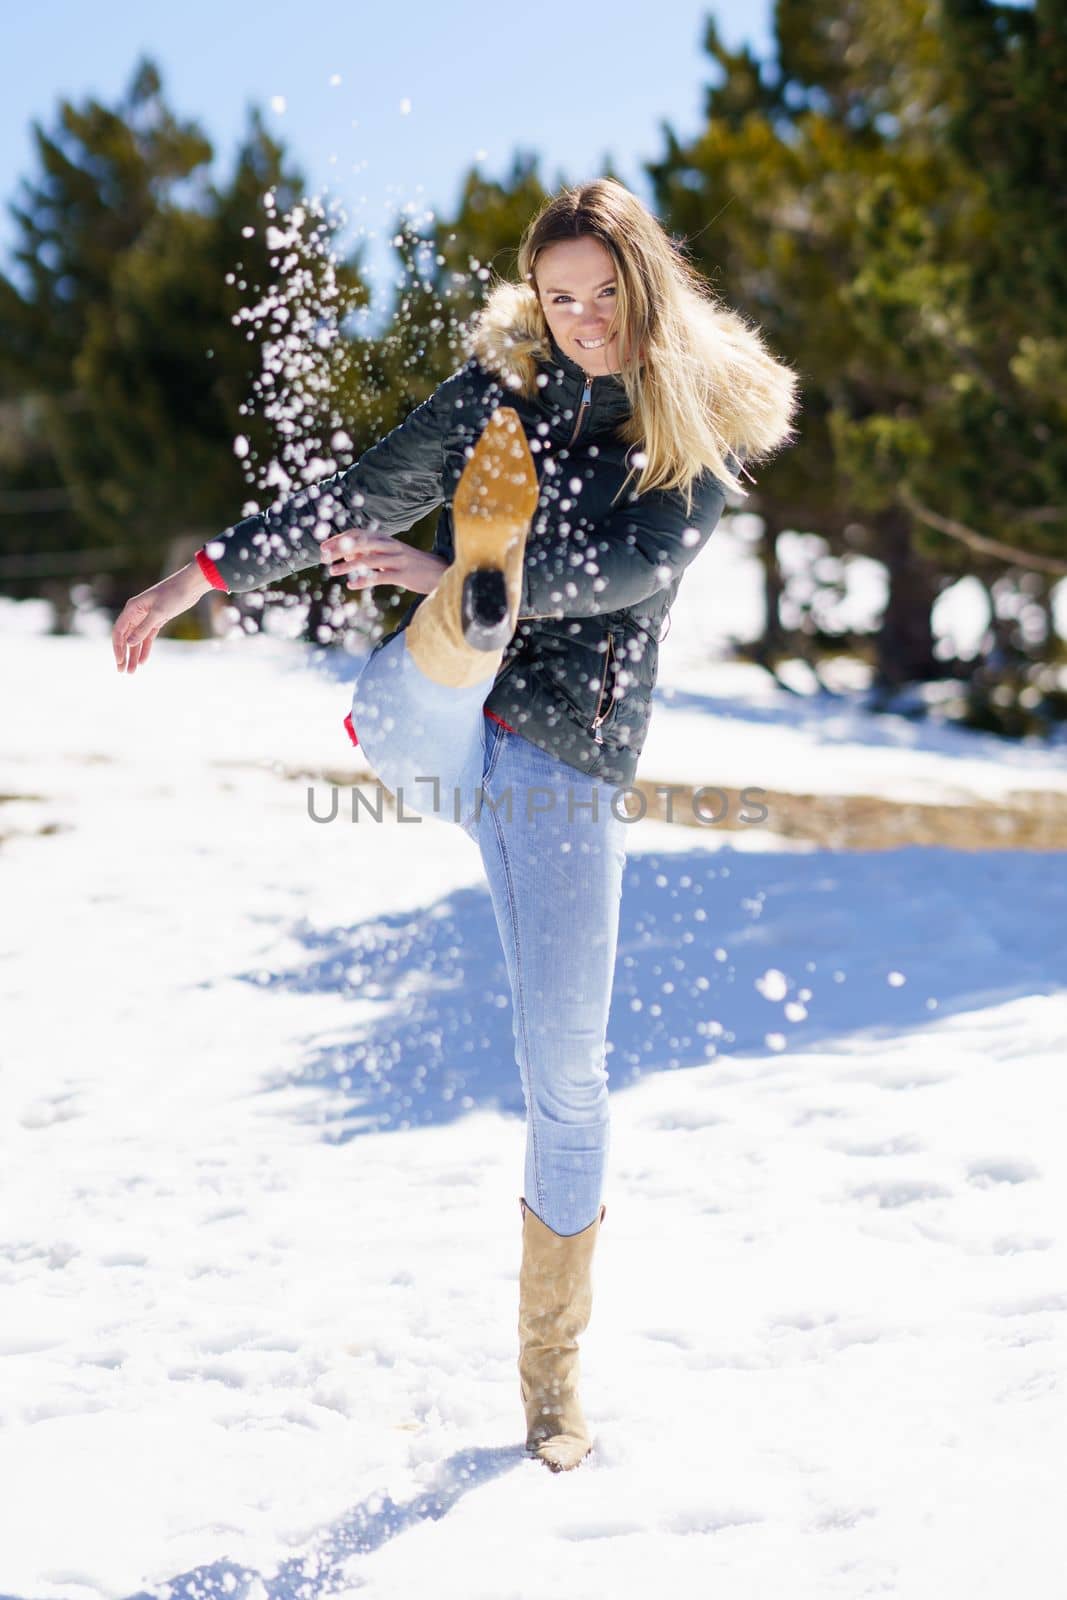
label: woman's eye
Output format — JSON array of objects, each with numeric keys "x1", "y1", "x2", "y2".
[{"x1": 552, "y1": 287, "x2": 616, "y2": 305}]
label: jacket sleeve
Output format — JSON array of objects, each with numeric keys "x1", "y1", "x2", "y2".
[
  {"x1": 196, "y1": 371, "x2": 460, "y2": 595},
  {"x1": 518, "y1": 460, "x2": 732, "y2": 620}
]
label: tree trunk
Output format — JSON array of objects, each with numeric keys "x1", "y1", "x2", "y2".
[
  {"x1": 41, "y1": 578, "x2": 76, "y2": 635},
  {"x1": 753, "y1": 511, "x2": 787, "y2": 667},
  {"x1": 871, "y1": 509, "x2": 940, "y2": 686}
]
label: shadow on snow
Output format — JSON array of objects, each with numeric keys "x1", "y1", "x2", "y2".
[
  {"x1": 0, "y1": 1443, "x2": 521, "y2": 1600},
  {"x1": 236, "y1": 844, "x2": 1066, "y2": 1143}
]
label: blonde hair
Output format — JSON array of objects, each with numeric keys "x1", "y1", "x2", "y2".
[{"x1": 467, "y1": 178, "x2": 800, "y2": 515}]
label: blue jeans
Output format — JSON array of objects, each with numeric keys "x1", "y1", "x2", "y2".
[{"x1": 350, "y1": 631, "x2": 628, "y2": 1235}]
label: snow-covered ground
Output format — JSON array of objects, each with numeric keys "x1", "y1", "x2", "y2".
[{"x1": 2, "y1": 533, "x2": 1066, "y2": 1600}]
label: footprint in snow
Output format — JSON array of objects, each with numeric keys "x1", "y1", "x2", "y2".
[
  {"x1": 966, "y1": 1158, "x2": 1040, "y2": 1187},
  {"x1": 811, "y1": 1504, "x2": 878, "y2": 1532},
  {"x1": 992, "y1": 1235, "x2": 1052, "y2": 1255},
  {"x1": 19, "y1": 1093, "x2": 84, "y2": 1129},
  {"x1": 849, "y1": 1178, "x2": 952, "y2": 1209},
  {"x1": 833, "y1": 1134, "x2": 924, "y2": 1158}
]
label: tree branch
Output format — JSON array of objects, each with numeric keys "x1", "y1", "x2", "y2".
[{"x1": 898, "y1": 486, "x2": 1067, "y2": 576}]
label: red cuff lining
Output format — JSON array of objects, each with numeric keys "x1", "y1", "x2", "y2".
[
  {"x1": 343, "y1": 712, "x2": 359, "y2": 747},
  {"x1": 195, "y1": 548, "x2": 228, "y2": 592}
]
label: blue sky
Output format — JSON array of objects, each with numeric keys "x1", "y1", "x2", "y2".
[{"x1": 1, "y1": 0, "x2": 773, "y2": 306}]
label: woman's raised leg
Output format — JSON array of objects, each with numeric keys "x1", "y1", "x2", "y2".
[
  {"x1": 349, "y1": 407, "x2": 539, "y2": 826},
  {"x1": 350, "y1": 630, "x2": 496, "y2": 827}
]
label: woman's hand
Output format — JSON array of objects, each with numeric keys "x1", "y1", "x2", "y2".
[
  {"x1": 112, "y1": 562, "x2": 214, "y2": 675},
  {"x1": 319, "y1": 531, "x2": 447, "y2": 596}
]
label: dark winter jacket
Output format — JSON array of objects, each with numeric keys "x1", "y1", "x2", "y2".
[{"x1": 196, "y1": 285, "x2": 798, "y2": 788}]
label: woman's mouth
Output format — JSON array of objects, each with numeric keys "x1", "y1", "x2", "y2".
[{"x1": 575, "y1": 336, "x2": 606, "y2": 350}]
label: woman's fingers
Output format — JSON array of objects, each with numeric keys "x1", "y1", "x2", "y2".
[
  {"x1": 113, "y1": 604, "x2": 142, "y2": 670},
  {"x1": 321, "y1": 531, "x2": 396, "y2": 574},
  {"x1": 113, "y1": 599, "x2": 160, "y2": 673},
  {"x1": 321, "y1": 532, "x2": 361, "y2": 568},
  {"x1": 128, "y1": 626, "x2": 159, "y2": 673},
  {"x1": 121, "y1": 631, "x2": 147, "y2": 674},
  {"x1": 113, "y1": 607, "x2": 132, "y2": 666},
  {"x1": 345, "y1": 562, "x2": 404, "y2": 589},
  {"x1": 319, "y1": 532, "x2": 425, "y2": 592}
]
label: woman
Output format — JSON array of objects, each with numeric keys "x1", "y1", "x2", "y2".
[{"x1": 112, "y1": 178, "x2": 799, "y2": 1472}]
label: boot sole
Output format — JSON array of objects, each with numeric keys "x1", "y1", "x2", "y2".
[{"x1": 452, "y1": 408, "x2": 539, "y2": 649}]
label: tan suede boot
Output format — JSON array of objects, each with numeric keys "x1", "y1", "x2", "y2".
[
  {"x1": 404, "y1": 406, "x2": 539, "y2": 689},
  {"x1": 517, "y1": 1196, "x2": 607, "y2": 1473}
]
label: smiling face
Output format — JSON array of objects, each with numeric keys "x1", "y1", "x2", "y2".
[{"x1": 533, "y1": 236, "x2": 627, "y2": 378}]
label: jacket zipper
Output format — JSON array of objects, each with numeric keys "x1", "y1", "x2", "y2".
[
  {"x1": 517, "y1": 376, "x2": 591, "y2": 620},
  {"x1": 590, "y1": 632, "x2": 616, "y2": 745},
  {"x1": 569, "y1": 378, "x2": 593, "y2": 446}
]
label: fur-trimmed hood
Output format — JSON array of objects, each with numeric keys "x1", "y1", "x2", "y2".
[{"x1": 465, "y1": 279, "x2": 799, "y2": 466}]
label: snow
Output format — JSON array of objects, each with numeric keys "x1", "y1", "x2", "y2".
[{"x1": 2, "y1": 531, "x2": 1066, "y2": 1598}]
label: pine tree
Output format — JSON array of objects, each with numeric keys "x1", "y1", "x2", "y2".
[
  {"x1": 0, "y1": 59, "x2": 367, "y2": 624},
  {"x1": 648, "y1": 1, "x2": 1067, "y2": 726}
]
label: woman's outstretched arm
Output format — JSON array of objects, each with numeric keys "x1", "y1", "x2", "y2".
[
  {"x1": 195, "y1": 373, "x2": 460, "y2": 596},
  {"x1": 112, "y1": 371, "x2": 461, "y2": 672}
]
